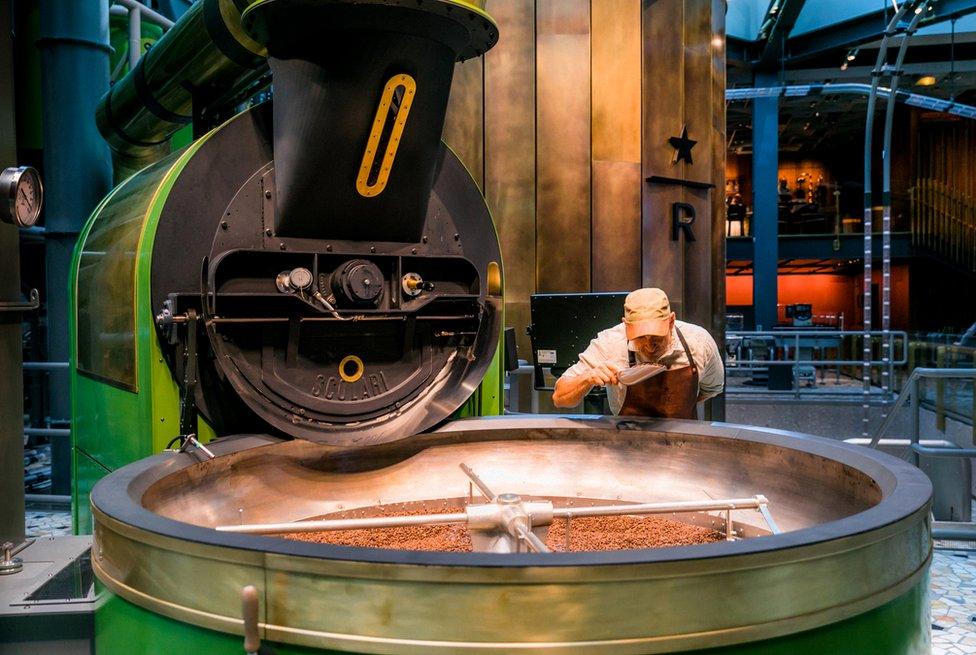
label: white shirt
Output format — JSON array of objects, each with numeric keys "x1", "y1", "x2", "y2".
[{"x1": 561, "y1": 320, "x2": 725, "y2": 415}]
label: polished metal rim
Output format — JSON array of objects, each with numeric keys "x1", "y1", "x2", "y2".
[{"x1": 91, "y1": 417, "x2": 933, "y2": 653}]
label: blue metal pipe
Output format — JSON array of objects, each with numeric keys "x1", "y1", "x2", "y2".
[
  {"x1": 38, "y1": 0, "x2": 113, "y2": 495},
  {"x1": 752, "y1": 71, "x2": 779, "y2": 332}
]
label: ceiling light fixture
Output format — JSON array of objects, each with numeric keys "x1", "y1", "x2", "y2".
[{"x1": 916, "y1": 75, "x2": 937, "y2": 86}]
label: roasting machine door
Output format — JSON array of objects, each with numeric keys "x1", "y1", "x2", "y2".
[{"x1": 154, "y1": 0, "x2": 502, "y2": 448}]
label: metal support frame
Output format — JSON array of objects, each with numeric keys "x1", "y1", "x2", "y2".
[
  {"x1": 881, "y1": 4, "x2": 929, "y2": 426},
  {"x1": 755, "y1": 0, "x2": 808, "y2": 69},
  {"x1": 752, "y1": 71, "x2": 780, "y2": 332},
  {"x1": 861, "y1": 2, "x2": 914, "y2": 436},
  {"x1": 760, "y1": 0, "x2": 976, "y2": 63}
]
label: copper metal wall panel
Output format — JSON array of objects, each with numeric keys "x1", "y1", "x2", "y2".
[
  {"x1": 592, "y1": 161, "x2": 642, "y2": 291},
  {"x1": 484, "y1": 0, "x2": 536, "y2": 353},
  {"x1": 680, "y1": 0, "x2": 716, "y2": 330},
  {"x1": 641, "y1": 0, "x2": 725, "y2": 417},
  {"x1": 641, "y1": 0, "x2": 686, "y2": 313},
  {"x1": 591, "y1": 0, "x2": 641, "y2": 292},
  {"x1": 536, "y1": 0, "x2": 590, "y2": 293},
  {"x1": 442, "y1": 0, "x2": 724, "y2": 369},
  {"x1": 443, "y1": 58, "x2": 485, "y2": 190},
  {"x1": 641, "y1": 0, "x2": 725, "y2": 420},
  {"x1": 591, "y1": 0, "x2": 641, "y2": 164}
]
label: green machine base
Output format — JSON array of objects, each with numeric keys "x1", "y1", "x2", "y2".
[{"x1": 96, "y1": 579, "x2": 929, "y2": 655}]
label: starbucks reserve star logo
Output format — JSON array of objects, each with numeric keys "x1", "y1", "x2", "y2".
[{"x1": 668, "y1": 126, "x2": 697, "y2": 165}]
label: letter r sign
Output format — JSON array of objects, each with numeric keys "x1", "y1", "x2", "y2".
[{"x1": 671, "y1": 202, "x2": 696, "y2": 242}]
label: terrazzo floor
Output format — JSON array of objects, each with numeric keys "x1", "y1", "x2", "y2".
[
  {"x1": 932, "y1": 546, "x2": 976, "y2": 654},
  {"x1": 23, "y1": 507, "x2": 976, "y2": 653}
]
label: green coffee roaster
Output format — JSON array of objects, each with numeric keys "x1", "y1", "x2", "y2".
[{"x1": 70, "y1": 2, "x2": 932, "y2": 654}]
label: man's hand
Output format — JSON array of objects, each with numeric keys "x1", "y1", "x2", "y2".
[
  {"x1": 585, "y1": 363, "x2": 620, "y2": 387},
  {"x1": 552, "y1": 363, "x2": 620, "y2": 408}
]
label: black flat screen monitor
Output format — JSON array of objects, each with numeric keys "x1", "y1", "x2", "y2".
[{"x1": 528, "y1": 292, "x2": 628, "y2": 390}]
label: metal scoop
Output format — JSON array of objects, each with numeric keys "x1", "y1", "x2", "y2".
[{"x1": 616, "y1": 363, "x2": 667, "y2": 386}]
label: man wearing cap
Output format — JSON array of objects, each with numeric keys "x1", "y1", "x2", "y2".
[{"x1": 552, "y1": 288, "x2": 723, "y2": 418}]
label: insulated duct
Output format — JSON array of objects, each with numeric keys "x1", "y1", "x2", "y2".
[{"x1": 95, "y1": 0, "x2": 266, "y2": 177}]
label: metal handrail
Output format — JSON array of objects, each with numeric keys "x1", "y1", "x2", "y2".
[
  {"x1": 869, "y1": 367, "x2": 976, "y2": 451},
  {"x1": 911, "y1": 443, "x2": 976, "y2": 458},
  {"x1": 866, "y1": 367, "x2": 975, "y2": 542},
  {"x1": 726, "y1": 329, "x2": 908, "y2": 366}
]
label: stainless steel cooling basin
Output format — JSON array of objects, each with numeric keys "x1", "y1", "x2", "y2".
[{"x1": 90, "y1": 416, "x2": 933, "y2": 654}]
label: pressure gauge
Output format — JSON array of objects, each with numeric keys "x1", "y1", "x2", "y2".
[{"x1": 1, "y1": 166, "x2": 44, "y2": 228}]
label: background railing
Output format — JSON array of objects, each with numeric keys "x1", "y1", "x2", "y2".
[
  {"x1": 899, "y1": 341, "x2": 976, "y2": 438},
  {"x1": 724, "y1": 329, "x2": 907, "y2": 402},
  {"x1": 508, "y1": 332, "x2": 975, "y2": 421}
]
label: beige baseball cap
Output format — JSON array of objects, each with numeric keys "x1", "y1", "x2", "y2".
[{"x1": 623, "y1": 288, "x2": 672, "y2": 339}]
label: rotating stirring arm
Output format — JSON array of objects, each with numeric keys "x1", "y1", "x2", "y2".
[{"x1": 215, "y1": 464, "x2": 778, "y2": 552}]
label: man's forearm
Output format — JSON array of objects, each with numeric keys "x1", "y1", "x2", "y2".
[{"x1": 552, "y1": 375, "x2": 594, "y2": 408}]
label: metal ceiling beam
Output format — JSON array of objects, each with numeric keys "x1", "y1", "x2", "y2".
[
  {"x1": 756, "y1": 0, "x2": 808, "y2": 69},
  {"x1": 779, "y1": 59, "x2": 976, "y2": 82},
  {"x1": 921, "y1": 0, "x2": 976, "y2": 25},
  {"x1": 785, "y1": 0, "x2": 976, "y2": 63},
  {"x1": 728, "y1": 36, "x2": 759, "y2": 64},
  {"x1": 785, "y1": 8, "x2": 899, "y2": 63}
]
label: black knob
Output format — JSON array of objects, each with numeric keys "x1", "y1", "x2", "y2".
[{"x1": 332, "y1": 259, "x2": 384, "y2": 306}]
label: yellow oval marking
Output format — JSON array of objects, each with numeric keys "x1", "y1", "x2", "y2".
[
  {"x1": 338, "y1": 355, "x2": 365, "y2": 383},
  {"x1": 356, "y1": 74, "x2": 417, "y2": 198}
]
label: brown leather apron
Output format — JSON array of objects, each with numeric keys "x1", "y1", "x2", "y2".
[{"x1": 619, "y1": 327, "x2": 699, "y2": 419}]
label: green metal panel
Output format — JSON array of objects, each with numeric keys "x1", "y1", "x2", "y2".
[
  {"x1": 96, "y1": 585, "x2": 338, "y2": 655},
  {"x1": 72, "y1": 447, "x2": 110, "y2": 535},
  {"x1": 456, "y1": 337, "x2": 504, "y2": 418},
  {"x1": 94, "y1": 577, "x2": 929, "y2": 654},
  {"x1": 70, "y1": 131, "x2": 221, "y2": 532}
]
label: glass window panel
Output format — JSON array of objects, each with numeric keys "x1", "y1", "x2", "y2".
[{"x1": 76, "y1": 155, "x2": 176, "y2": 391}]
